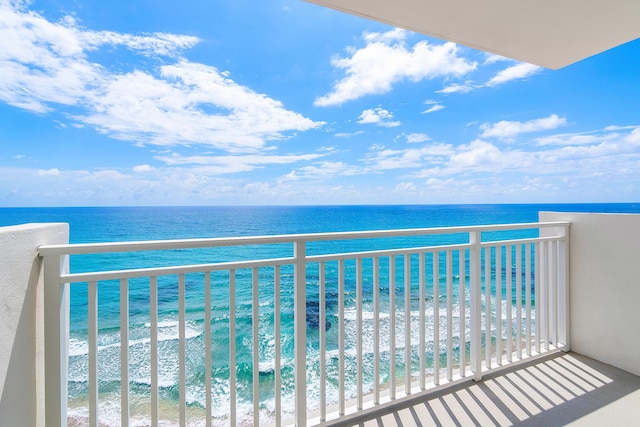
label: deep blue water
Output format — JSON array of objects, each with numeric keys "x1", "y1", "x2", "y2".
[
  {"x1": 2, "y1": 204, "x2": 639, "y2": 423},
  {"x1": 3, "y1": 203, "x2": 640, "y2": 243}
]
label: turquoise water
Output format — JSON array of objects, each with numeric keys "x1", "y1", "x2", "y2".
[{"x1": 2, "y1": 204, "x2": 639, "y2": 424}]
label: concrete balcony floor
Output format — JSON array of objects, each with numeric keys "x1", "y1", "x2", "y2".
[{"x1": 342, "y1": 352, "x2": 640, "y2": 427}]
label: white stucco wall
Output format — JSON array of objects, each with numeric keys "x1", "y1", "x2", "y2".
[
  {"x1": 540, "y1": 212, "x2": 640, "y2": 376},
  {"x1": 0, "y1": 223, "x2": 69, "y2": 427}
]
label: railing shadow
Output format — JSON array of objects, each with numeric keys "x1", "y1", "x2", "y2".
[{"x1": 337, "y1": 352, "x2": 640, "y2": 427}]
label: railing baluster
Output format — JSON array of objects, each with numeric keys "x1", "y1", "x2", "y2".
[
  {"x1": 390, "y1": 256, "x2": 396, "y2": 398},
  {"x1": 120, "y1": 278, "x2": 129, "y2": 427},
  {"x1": 274, "y1": 265, "x2": 282, "y2": 426},
  {"x1": 459, "y1": 249, "x2": 466, "y2": 378},
  {"x1": 484, "y1": 246, "x2": 492, "y2": 369},
  {"x1": 88, "y1": 280, "x2": 98, "y2": 427},
  {"x1": 550, "y1": 240, "x2": 558, "y2": 347},
  {"x1": 516, "y1": 244, "x2": 522, "y2": 359},
  {"x1": 496, "y1": 246, "x2": 502, "y2": 366},
  {"x1": 204, "y1": 273, "x2": 212, "y2": 427},
  {"x1": 525, "y1": 244, "x2": 532, "y2": 357},
  {"x1": 506, "y1": 246, "x2": 513, "y2": 363},
  {"x1": 536, "y1": 242, "x2": 551, "y2": 350},
  {"x1": 540, "y1": 242, "x2": 546, "y2": 349},
  {"x1": 178, "y1": 274, "x2": 186, "y2": 427},
  {"x1": 536, "y1": 242, "x2": 544, "y2": 354},
  {"x1": 469, "y1": 232, "x2": 482, "y2": 381},
  {"x1": 373, "y1": 257, "x2": 381, "y2": 404},
  {"x1": 318, "y1": 262, "x2": 326, "y2": 421},
  {"x1": 404, "y1": 255, "x2": 412, "y2": 395},
  {"x1": 229, "y1": 269, "x2": 237, "y2": 426},
  {"x1": 293, "y1": 241, "x2": 307, "y2": 427},
  {"x1": 252, "y1": 267, "x2": 260, "y2": 427},
  {"x1": 338, "y1": 259, "x2": 345, "y2": 413},
  {"x1": 357, "y1": 258, "x2": 364, "y2": 408},
  {"x1": 433, "y1": 251, "x2": 439, "y2": 386},
  {"x1": 150, "y1": 276, "x2": 159, "y2": 427},
  {"x1": 446, "y1": 250, "x2": 453, "y2": 382},
  {"x1": 419, "y1": 253, "x2": 426, "y2": 389}
]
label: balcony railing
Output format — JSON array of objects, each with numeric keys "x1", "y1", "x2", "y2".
[{"x1": 39, "y1": 221, "x2": 569, "y2": 427}]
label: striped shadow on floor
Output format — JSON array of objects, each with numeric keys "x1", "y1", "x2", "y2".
[{"x1": 335, "y1": 352, "x2": 640, "y2": 427}]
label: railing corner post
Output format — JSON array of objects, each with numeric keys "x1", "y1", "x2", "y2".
[
  {"x1": 558, "y1": 224, "x2": 571, "y2": 351},
  {"x1": 469, "y1": 231, "x2": 483, "y2": 381},
  {"x1": 43, "y1": 253, "x2": 69, "y2": 427},
  {"x1": 293, "y1": 240, "x2": 307, "y2": 427}
]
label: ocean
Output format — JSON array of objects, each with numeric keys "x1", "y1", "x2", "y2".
[{"x1": 2, "y1": 204, "x2": 639, "y2": 425}]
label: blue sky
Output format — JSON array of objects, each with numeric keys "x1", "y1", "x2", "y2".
[{"x1": 1, "y1": 0, "x2": 639, "y2": 206}]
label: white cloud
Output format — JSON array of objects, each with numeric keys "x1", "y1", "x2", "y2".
[
  {"x1": 393, "y1": 182, "x2": 418, "y2": 193},
  {"x1": 315, "y1": 29, "x2": 476, "y2": 106},
  {"x1": 605, "y1": 125, "x2": 639, "y2": 132},
  {"x1": 82, "y1": 169, "x2": 129, "y2": 181},
  {"x1": 0, "y1": 165, "x2": 244, "y2": 205},
  {"x1": 79, "y1": 62, "x2": 322, "y2": 152},
  {"x1": 82, "y1": 30, "x2": 200, "y2": 58},
  {"x1": 480, "y1": 114, "x2": 567, "y2": 141},
  {"x1": 483, "y1": 54, "x2": 510, "y2": 65},
  {"x1": 412, "y1": 141, "x2": 531, "y2": 179},
  {"x1": 626, "y1": 126, "x2": 640, "y2": 143},
  {"x1": 536, "y1": 127, "x2": 640, "y2": 147},
  {"x1": 0, "y1": 3, "x2": 197, "y2": 112},
  {"x1": 422, "y1": 100, "x2": 444, "y2": 114},
  {"x1": 534, "y1": 132, "x2": 602, "y2": 146},
  {"x1": 1, "y1": 126, "x2": 639, "y2": 205},
  {"x1": 486, "y1": 62, "x2": 541, "y2": 86},
  {"x1": 366, "y1": 144, "x2": 454, "y2": 170},
  {"x1": 403, "y1": 133, "x2": 430, "y2": 143},
  {"x1": 334, "y1": 131, "x2": 364, "y2": 138},
  {"x1": 449, "y1": 139, "x2": 504, "y2": 167},
  {"x1": 0, "y1": 2, "x2": 323, "y2": 151},
  {"x1": 155, "y1": 151, "x2": 327, "y2": 174},
  {"x1": 357, "y1": 108, "x2": 401, "y2": 127},
  {"x1": 413, "y1": 126, "x2": 640, "y2": 181},
  {"x1": 38, "y1": 168, "x2": 60, "y2": 176},
  {"x1": 425, "y1": 177, "x2": 454, "y2": 187},
  {"x1": 362, "y1": 28, "x2": 406, "y2": 44},
  {"x1": 133, "y1": 164, "x2": 154, "y2": 172},
  {"x1": 283, "y1": 161, "x2": 366, "y2": 180},
  {"x1": 540, "y1": 128, "x2": 640, "y2": 162},
  {"x1": 436, "y1": 81, "x2": 476, "y2": 94},
  {"x1": 423, "y1": 104, "x2": 444, "y2": 114},
  {"x1": 437, "y1": 62, "x2": 541, "y2": 95},
  {"x1": 396, "y1": 133, "x2": 431, "y2": 148}
]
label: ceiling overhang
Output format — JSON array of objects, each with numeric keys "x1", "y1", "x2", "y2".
[{"x1": 304, "y1": 0, "x2": 640, "y2": 69}]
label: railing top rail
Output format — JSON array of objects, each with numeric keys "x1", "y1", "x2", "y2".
[
  {"x1": 53, "y1": 232, "x2": 568, "y2": 284},
  {"x1": 38, "y1": 221, "x2": 570, "y2": 256}
]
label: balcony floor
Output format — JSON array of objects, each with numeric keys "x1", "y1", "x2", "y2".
[{"x1": 339, "y1": 352, "x2": 640, "y2": 427}]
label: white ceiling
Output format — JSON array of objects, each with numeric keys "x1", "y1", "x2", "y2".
[{"x1": 304, "y1": 0, "x2": 640, "y2": 69}]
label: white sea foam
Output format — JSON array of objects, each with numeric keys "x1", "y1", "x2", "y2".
[
  {"x1": 68, "y1": 295, "x2": 536, "y2": 426},
  {"x1": 69, "y1": 320, "x2": 204, "y2": 357}
]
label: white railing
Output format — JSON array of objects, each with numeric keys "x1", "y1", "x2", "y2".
[{"x1": 39, "y1": 221, "x2": 569, "y2": 427}]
